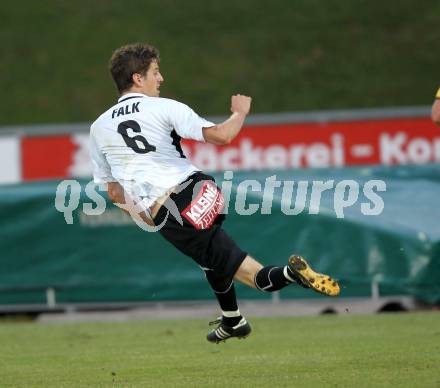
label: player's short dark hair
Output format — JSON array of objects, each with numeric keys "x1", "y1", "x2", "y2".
[{"x1": 109, "y1": 43, "x2": 160, "y2": 94}]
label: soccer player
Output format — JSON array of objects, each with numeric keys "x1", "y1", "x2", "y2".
[
  {"x1": 432, "y1": 87, "x2": 440, "y2": 126},
  {"x1": 90, "y1": 43, "x2": 340, "y2": 343}
]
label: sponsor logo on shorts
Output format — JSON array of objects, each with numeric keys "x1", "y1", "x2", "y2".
[{"x1": 182, "y1": 181, "x2": 225, "y2": 230}]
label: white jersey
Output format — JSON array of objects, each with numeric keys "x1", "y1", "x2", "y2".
[{"x1": 90, "y1": 92, "x2": 214, "y2": 208}]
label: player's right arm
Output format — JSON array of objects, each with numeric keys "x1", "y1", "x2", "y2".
[
  {"x1": 432, "y1": 87, "x2": 440, "y2": 126},
  {"x1": 203, "y1": 94, "x2": 252, "y2": 145}
]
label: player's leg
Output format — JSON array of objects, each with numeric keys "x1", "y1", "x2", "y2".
[
  {"x1": 203, "y1": 269, "x2": 251, "y2": 343},
  {"x1": 234, "y1": 254, "x2": 340, "y2": 296},
  {"x1": 201, "y1": 227, "x2": 253, "y2": 343},
  {"x1": 234, "y1": 254, "x2": 300, "y2": 291},
  {"x1": 152, "y1": 174, "x2": 250, "y2": 343},
  {"x1": 232, "y1": 255, "x2": 263, "y2": 288},
  {"x1": 204, "y1": 230, "x2": 340, "y2": 342},
  {"x1": 204, "y1": 269, "x2": 241, "y2": 326}
]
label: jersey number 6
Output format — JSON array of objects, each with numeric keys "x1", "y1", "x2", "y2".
[{"x1": 117, "y1": 120, "x2": 156, "y2": 154}]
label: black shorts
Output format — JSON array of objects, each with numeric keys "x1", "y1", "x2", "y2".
[{"x1": 153, "y1": 172, "x2": 247, "y2": 279}]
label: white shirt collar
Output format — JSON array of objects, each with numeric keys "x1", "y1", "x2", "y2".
[{"x1": 118, "y1": 93, "x2": 146, "y2": 103}]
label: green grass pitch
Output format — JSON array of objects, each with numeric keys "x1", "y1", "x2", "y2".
[{"x1": 0, "y1": 312, "x2": 439, "y2": 387}]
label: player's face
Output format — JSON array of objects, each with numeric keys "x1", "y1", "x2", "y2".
[{"x1": 142, "y1": 60, "x2": 164, "y2": 97}]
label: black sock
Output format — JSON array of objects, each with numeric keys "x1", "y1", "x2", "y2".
[
  {"x1": 254, "y1": 265, "x2": 295, "y2": 292},
  {"x1": 205, "y1": 271, "x2": 242, "y2": 326}
]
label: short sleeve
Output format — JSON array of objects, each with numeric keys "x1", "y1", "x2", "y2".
[
  {"x1": 89, "y1": 131, "x2": 115, "y2": 184},
  {"x1": 167, "y1": 100, "x2": 214, "y2": 142}
]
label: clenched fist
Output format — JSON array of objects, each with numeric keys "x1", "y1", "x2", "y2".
[{"x1": 231, "y1": 94, "x2": 252, "y2": 116}]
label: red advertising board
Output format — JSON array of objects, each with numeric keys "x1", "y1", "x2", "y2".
[
  {"x1": 21, "y1": 135, "x2": 77, "y2": 180},
  {"x1": 15, "y1": 116, "x2": 440, "y2": 182}
]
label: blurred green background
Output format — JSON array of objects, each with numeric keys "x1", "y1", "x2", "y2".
[{"x1": 1, "y1": 0, "x2": 439, "y2": 125}]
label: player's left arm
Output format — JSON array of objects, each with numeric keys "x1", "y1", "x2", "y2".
[
  {"x1": 432, "y1": 87, "x2": 440, "y2": 126},
  {"x1": 89, "y1": 130, "x2": 154, "y2": 226},
  {"x1": 107, "y1": 181, "x2": 125, "y2": 204},
  {"x1": 107, "y1": 182, "x2": 155, "y2": 226},
  {"x1": 89, "y1": 129, "x2": 116, "y2": 184}
]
